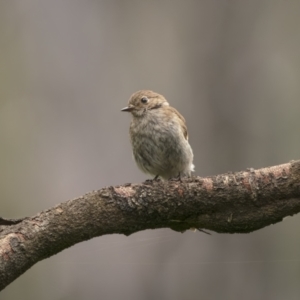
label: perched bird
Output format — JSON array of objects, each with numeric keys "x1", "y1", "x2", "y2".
[{"x1": 121, "y1": 90, "x2": 194, "y2": 180}]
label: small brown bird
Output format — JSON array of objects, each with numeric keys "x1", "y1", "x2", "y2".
[{"x1": 121, "y1": 90, "x2": 194, "y2": 180}]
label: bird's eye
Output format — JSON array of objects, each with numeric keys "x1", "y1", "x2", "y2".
[{"x1": 141, "y1": 96, "x2": 148, "y2": 104}]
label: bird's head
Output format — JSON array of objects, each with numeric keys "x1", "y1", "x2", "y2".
[{"x1": 121, "y1": 90, "x2": 169, "y2": 117}]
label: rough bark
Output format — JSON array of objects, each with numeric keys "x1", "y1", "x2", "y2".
[{"x1": 1, "y1": 160, "x2": 300, "y2": 290}]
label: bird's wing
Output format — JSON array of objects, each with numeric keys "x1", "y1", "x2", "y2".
[{"x1": 168, "y1": 107, "x2": 189, "y2": 140}]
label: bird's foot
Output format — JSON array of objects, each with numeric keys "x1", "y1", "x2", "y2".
[{"x1": 169, "y1": 172, "x2": 182, "y2": 182}]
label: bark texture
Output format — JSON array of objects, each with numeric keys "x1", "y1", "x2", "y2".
[{"x1": 1, "y1": 160, "x2": 300, "y2": 290}]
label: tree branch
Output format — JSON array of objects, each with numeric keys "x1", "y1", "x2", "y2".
[{"x1": 1, "y1": 160, "x2": 300, "y2": 290}]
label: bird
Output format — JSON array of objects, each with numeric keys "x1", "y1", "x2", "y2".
[{"x1": 121, "y1": 90, "x2": 194, "y2": 180}]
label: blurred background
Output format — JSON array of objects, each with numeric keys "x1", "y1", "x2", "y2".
[{"x1": 1, "y1": 0, "x2": 300, "y2": 299}]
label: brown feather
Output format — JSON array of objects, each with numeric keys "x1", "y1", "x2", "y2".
[{"x1": 165, "y1": 106, "x2": 189, "y2": 140}]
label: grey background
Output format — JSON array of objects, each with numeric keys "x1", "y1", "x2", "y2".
[{"x1": 1, "y1": 1, "x2": 300, "y2": 299}]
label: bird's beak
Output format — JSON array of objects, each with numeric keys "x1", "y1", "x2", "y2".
[{"x1": 121, "y1": 105, "x2": 134, "y2": 112}]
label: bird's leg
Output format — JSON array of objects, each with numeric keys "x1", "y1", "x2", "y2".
[
  {"x1": 169, "y1": 173, "x2": 182, "y2": 182},
  {"x1": 153, "y1": 175, "x2": 160, "y2": 180}
]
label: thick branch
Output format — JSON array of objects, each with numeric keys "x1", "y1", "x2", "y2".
[{"x1": 1, "y1": 160, "x2": 300, "y2": 290}]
